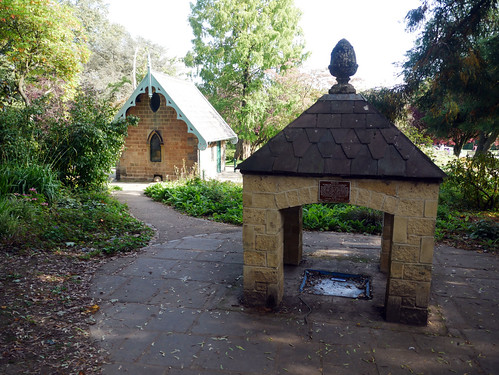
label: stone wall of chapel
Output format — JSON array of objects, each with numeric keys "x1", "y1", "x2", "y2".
[{"x1": 117, "y1": 92, "x2": 198, "y2": 181}]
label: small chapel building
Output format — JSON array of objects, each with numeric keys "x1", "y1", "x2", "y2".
[{"x1": 114, "y1": 69, "x2": 237, "y2": 181}]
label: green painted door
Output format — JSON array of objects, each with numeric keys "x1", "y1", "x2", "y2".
[{"x1": 217, "y1": 141, "x2": 222, "y2": 173}]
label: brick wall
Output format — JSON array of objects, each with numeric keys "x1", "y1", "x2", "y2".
[{"x1": 117, "y1": 92, "x2": 198, "y2": 181}]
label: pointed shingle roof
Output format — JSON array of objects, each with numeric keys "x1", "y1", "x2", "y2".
[{"x1": 237, "y1": 93, "x2": 446, "y2": 182}]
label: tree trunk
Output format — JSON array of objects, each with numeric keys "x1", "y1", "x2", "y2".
[
  {"x1": 453, "y1": 139, "x2": 465, "y2": 157},
  {"x1": 475, "y1": 129, "x2": 499, "y2": 157},
  {"x1": 452, "y1": 128, "x2": 476, "y2": 157},
  {"x1": 234, "y1": 59, "x2": 251, "y2": 161},
  {"x1": 18, "y1": 75, "x2": 30, "y2": 106},
  {"x1": 234, "y1": 139, "x2": 251, "y2": 161}
]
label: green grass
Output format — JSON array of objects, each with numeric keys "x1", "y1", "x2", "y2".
[
  {"x1": 0, "y1": 162, "x2": 61, "y2": 203},
  {"x1": 0, "y1": 188, "x2": 153, "y2": 257}
]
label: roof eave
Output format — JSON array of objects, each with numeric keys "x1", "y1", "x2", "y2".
[{"x1": 238, "y1": 170, "x2": 445, "y2": 183}]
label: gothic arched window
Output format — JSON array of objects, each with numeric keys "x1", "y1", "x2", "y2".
[{"x1": 149, "y1": 131, "x2": 162, "y2": 162}]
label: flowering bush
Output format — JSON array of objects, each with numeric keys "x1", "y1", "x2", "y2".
[{"x1": 13, "y1": 188, "x2": 49, "y2": 208}]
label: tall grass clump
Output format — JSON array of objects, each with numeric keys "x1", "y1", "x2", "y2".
[
  {"x1": 0, "y1": 188, "x2": 50, "y2": 244},
  {"x1": 0, "y1": 197, "x2": 21, "y2": 241},
  {"x1": 0, "y1": 162, "x2": 61, "y2": 203}
]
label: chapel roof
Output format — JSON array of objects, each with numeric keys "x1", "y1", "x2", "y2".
[{"x1": 115, "y1": 70, "x2": 237, "y2": 151}]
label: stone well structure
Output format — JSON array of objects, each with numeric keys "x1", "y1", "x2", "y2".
[{"x1": 237, "y1": 40, "x2": 446, "y2": 325}]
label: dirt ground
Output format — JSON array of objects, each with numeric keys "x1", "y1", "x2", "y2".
[{"x1": 0, "y1": 248, "x2": 112, "y2": 374}]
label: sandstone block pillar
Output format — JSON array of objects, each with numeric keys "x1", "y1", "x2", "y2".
[
  {"x1": 282, "y1": 206, "x2": 303, "y2": 266},
  {"x1": 384, "y1": 182, "x2": 439, "y2": 325},
  {"x1": 242, "y1": 175, "x2": 284, "y2": 308},
  {"x1": 380, "y1": 212, "x2": 393, "y2": 273}
]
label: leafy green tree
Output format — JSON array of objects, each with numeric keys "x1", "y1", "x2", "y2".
[
  {"x1": 0, "y1": 0, "x2": 89, "y2": 105},
  {"x1": 185, "y1": 0, "x2": 308, "y2": 159},
  {"x1": 250, "y1": 67, "x2": 323, "y2": 151},
  {"x1": 66, "y1": 0, "x2": 178, "y2": 102},
  {"x1": 361, "y1": 86, "x2": 407, "y2": 124},
  {"x1": 403, "y1": 0, "x2": 498, "y2": 156}
]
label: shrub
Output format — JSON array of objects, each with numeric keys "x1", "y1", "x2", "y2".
[
  {"x1": 46, "y1": 91, "x2": 138, "y2": 189},
  {"x1": 302, "y1": 204, "x2": 340, "y2": 231},
  {"x1": 0, "y1": 103, "x2": 44, "y2": 164},
  {"x1": 145, "y1": 178, "x2": 243, "y2": 225},
  {"x1": 303, "y1": 204, "x2": 382, "y2": 234},
  {"x1": 435, "y1": 204, "x2": 498, "y2": 251},
  {"x1": 470, "y1": 219, "x2": 498, "y2": 242},
  {"x1": 0, "y1": 92, "x2": 138, "y2": 191},
  {"x1": 442, "y1": 153, "x2": 499, "y2": 210}
]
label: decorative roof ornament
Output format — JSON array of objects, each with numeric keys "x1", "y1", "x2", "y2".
[
  {"x1": 147, "y1": 52, "x2": 153, "y2": 98},
  {"x1": 328, "y1": 39, "x2": 358, "y2": 94}
]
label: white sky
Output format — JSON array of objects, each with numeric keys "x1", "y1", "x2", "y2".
[{"x1": 105, "y1": 0, "x2": 421, "y2": 88}]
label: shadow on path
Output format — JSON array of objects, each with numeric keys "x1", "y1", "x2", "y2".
[{"x1": 88, "y1": 182, "x2": 499, "y2": 375}]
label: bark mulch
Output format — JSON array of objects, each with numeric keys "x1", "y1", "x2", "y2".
[{"x1": 0, "y1": 247, "x2": 117, "y2": 375}]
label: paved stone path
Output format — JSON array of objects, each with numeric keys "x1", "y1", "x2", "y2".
[{"x1": 89, "y1": 183, "x2": 498, "y2": 374}]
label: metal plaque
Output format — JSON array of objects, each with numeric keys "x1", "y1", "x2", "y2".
[{"x1": 318, "y1": 181, "x2": 350, "y2": 203}]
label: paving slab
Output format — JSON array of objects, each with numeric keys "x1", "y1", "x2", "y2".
[{"x1": 88, "y1": 183, "x2": 499, "y2": 374}]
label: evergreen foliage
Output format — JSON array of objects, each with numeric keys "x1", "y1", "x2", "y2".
[
  {"x1": 361, "y1": 86, "x2": 407, "y2": 124},
  {"x1": 441, "y1": 152, "x2": 499, "y2": 210},
  {"x1": 145, "y1": 179, "x2": 243, "y2": 225},
  {"x1": 0, "y1": 93, "x2": 137, "y2": 190},
  {"x1": 403, "y1": 0, "x2": 499, "y2": 156}
]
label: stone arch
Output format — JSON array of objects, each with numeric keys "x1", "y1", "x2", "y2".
[
  {"x1": 242, "y1": 174, "x2": 439, "y2": 325},
  {"x1": 237, "y1": 47, "x2": 445, "y2": 325}
]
